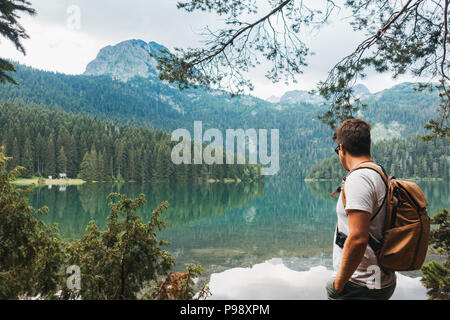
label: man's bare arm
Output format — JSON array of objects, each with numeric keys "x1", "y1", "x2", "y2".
[{"x1": 334, "y1": 210, "x2": 370, "y2": 292}]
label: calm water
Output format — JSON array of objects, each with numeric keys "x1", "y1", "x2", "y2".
[{"x1": 28, "y1": 178, "x2": 449, "y2": 300}]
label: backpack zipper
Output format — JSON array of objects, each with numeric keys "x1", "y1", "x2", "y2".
[
  {"x1": 411, "y1": 210, "x2": 423, "y2": 270},
  {"x1": 397, "y1": 184, "x2": 423, "y2": 270}
]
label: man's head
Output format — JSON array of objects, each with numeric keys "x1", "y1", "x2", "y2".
[{"x1": 332, "y1": 118, "x2": 372, "y2": 170}]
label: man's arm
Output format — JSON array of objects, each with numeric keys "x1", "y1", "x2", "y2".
[{"x1": 334, "y1": 210, "x2": 370, "y2": 292}]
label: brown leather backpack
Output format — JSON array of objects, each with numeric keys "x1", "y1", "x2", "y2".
[{"x1": 333, "y1": 161, "x2": 430, "y2": 271}]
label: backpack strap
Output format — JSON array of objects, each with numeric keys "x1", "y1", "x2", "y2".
[
  {"x1": 333, "y1": 161, "x2": 390, "y2": 254},
  {"x1": 351, "y1": 162, "x2": 389, "y2": 188},
  {"x1": 336, "y1": 225, "x2": 383, "y2": 252},
  {"x1": 331, "y1": 161, "x2": 380, "y2": 197},
  {"x1": 332, "y1": 161, "x2": 389, "y2": 222}
]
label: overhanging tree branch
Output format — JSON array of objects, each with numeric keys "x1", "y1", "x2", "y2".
[
  {"x1": 192, "y1": 0, "x2": 293, "y2": 66},
  {"x1": 157, "y1": 0, "x2": 449, "y2": 138},
  {"x1": 151, "y1": 0, "x2": 338, "y2": 95},
  {"x1": 0, "y1": 0, "x2": 36, "y2": 85},
  {"x1": 316, "y1": 0, "x2": 449, "y2": 138}
]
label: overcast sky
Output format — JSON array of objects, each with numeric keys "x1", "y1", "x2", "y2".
[{"x1": 1, "y1": 0, "x2": 420, "y2": 100}]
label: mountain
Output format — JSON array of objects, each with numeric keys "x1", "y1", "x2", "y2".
[
  {"x1": 266, "y1": 95, "x2": 281, "y2": 103},
  {"x1": 0, "y1": 40, "x2": 441, "y2": 178},
  {"x1": 353, "y1": 83, "x2": 370, "y2": 97},
  {"x1": 278, "y1": 90, "x2": 324, "y2": 105},
  {"x1": 0, "y1": 63, "x2": 333, "y2": 177},
  {"x1": 307, "y1": 134, "x2": 450, "y2": 180},
  {"x1": 84, "y1": 39, "x2": 169, "y2": 82},
  {"x1": 269, "y1": 84, "x2": 370, "y2": 105}
]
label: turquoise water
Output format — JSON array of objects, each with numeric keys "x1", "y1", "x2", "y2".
[{"x1": 28, "y1": 178, "x2": 449, "y2": 299}]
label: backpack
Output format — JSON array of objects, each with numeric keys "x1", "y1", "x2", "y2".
[{"x1": 332, "y1": 161, "x2": 430, "y2": 271}]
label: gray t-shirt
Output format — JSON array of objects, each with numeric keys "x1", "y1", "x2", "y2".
[{"x1": 332, "y1": 164, "x2": 396, "y2": 289}]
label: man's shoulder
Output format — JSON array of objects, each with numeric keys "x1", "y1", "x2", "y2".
[
  {"x1": 350, "y1": 164, "x2": 384, "y2": 179},
  {"x1": 346, "y1": 164, "x2": 386, "y2": 190}
]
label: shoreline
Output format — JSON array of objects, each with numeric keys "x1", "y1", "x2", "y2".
[
  {"x1": 304, "y1": 177, "x2": 446, "y2": 182},
  {"x1": 12, "y1": 177, "x2": 247, "y2": 186},
  {"x1": 12, "y1": 177, "x2": 86, "y2": 186},
  {"x1": 207, "y1": 178, "x2": 242, "y2": 183}
]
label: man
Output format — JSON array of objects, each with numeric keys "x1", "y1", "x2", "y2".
[{"x1": 326, "y1": 118, "x2": 396, "y2": 300}]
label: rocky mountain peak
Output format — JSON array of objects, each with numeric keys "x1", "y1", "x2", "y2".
[{"x1": 84, "y1": 39, "x2": 169, "y2": 82}]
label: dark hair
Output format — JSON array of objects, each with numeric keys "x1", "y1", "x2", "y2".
[{"x1": 332, "y1": 118, "x2": 371, "y2": 156}]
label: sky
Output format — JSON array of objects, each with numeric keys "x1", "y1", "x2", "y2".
[{"x1": 1, "y1": 0, "x2": 421, "y2": 100}]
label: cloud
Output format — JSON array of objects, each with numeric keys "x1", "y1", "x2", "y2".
[
  {"x1": 207, "y1": 258, "x2": 429, "y2": 300},
  {"x1": 1, "y1": 0, "x2": 421, "y2": 98},
  {"x1": 1, "y1": 0, "x2": 223, "y2": 73},
  {"x1": 244, "y1": 7, "x2": 420, "y2": 99},
  {"x1": 1, "y1": 14, "x2": 102, "y2": 74}
]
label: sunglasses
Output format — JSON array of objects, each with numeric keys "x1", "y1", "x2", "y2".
[{"x1": 334, "y1": 145, "x2": 340, "y2": 155}]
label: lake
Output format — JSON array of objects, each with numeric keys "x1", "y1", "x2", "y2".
[{"x1": 28, "y1": 178, "x2": 449, "y2": 300}]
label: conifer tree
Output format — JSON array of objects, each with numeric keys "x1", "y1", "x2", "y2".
[
  {"x1": 0, "y1": 103, "x2": 262, "y2": 182},
  {"x1": 66, "y1": 134, "x2": 78, "y2": 177},
  {"x1": 0, "y1": 0, "x2": 36, "y2": 84},
  {"x1": 44, "y1": 133, "x2": 56, "y2": 177},
  {"x1": 0, "y1": 148, "x2": 64, "y2": 299},
  {"x1": 10, "y1": 137, "x2": 20, "y2": 170},
  {"x1": 21, "y1": 138, "x2": 33, "y2": 178},
  {"x1": 57, "y1": 146, "x2": 67, "y2": 175},
  {"x1": 79, "y1": 151, "x2": 95, "y2": 181},
  {"x1": 0, "y1": 148, "x2": 207, "y2": 300},
  {"x1": 421, "y1": 209, "x2": 450, "y2": 299}
]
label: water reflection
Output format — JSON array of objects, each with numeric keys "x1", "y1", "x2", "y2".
[
  {"x1": 30, "y1": 181, "x2": 264, "y2": 240},
  {"x1": 159, "y1": 178, "x2": 337, "y2": 270},
  {"x1": 26, "y1": 177, "x2": 448, "y2": 300},
  {"x1": 207, "y1": 258, "x2": 428, "y2": 300}
]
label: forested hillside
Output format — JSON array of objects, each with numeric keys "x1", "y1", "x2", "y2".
[
  {"x1": 0, "y1": 103, "x2": 261, "y2": 182},
  {"x1": 0, "y1": 64, "x2": 335, "y2": 177},
  {"x1": 360, "y1": 83, "x2": 440, "y2": 138},
  {"x1": 0, "y1": 61, "x2": 442, "y2": 178},
  {"x1": 307, "y1": 135, "x2": 449, "y2": 180}
]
